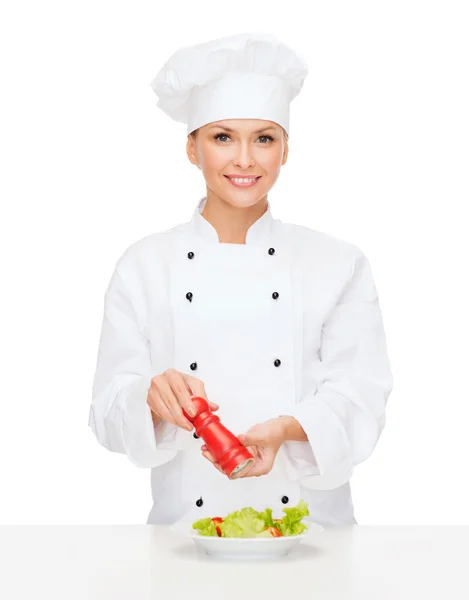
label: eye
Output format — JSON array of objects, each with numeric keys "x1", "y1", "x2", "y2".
[
  {"x1": 213, "y1": 133, "x2": 275, "y2": 143},
  {"x1": 258, "y1": 135, "x2": 274, "y2": 143}
]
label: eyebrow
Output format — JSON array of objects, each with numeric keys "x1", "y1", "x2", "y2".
[{"x1": 208, "y1": 124, "x2": 276, "y2": 134}]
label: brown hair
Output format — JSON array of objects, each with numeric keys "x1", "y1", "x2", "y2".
[{"x1": 189, "y1": 126, "x2": 289, "y2": 141}]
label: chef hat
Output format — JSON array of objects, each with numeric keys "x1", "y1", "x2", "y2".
[{"x1": 150, "y1": 32, "x2": 308, "y2": 136}]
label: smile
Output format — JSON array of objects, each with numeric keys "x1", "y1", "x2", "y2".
[{"x1": 224, "y1": 176, "x2": 261, "y2": 188}]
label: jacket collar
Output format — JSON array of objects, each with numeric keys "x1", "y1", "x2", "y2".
[{"x1": 190, "y1": 196, "x2": 274, "y2": 246}]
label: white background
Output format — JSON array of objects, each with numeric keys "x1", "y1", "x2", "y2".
[{"x1": 1, "y1": 1, "x2": 467, "y2": 526}]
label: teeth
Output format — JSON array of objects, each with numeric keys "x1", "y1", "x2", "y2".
[{"x1": 230, "y1": 177, "x2": 257, "y2": 183}]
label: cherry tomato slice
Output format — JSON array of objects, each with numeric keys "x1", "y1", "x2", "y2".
[
  {"x1": 211, "y1": 517, "x2": 223, "y2": 537},
  {"x1": 266, "y1": 526, "x2": 283, "y2": 537}
]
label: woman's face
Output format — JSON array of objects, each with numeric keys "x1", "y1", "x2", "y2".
[{"x1": 186, "y1": 119, "x2": 288, "y2": 209}]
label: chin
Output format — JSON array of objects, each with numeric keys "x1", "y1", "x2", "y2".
[
  {"x1": 225, "y1": 195, "x2": 265, "y2": 210},
  {"x1": 206, "y1": 178, "x2": 270, "y2": 208},
  {"x1": 217, "y1": 186, "x2": 267, "y2": 208}
]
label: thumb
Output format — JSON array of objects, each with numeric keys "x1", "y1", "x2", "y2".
[
  {"x1": 238, "y1": 432, "x2": 256, "y2": 446},
  {"x1": 183, "y1": 375, "x2": 218, "y2": 410}
]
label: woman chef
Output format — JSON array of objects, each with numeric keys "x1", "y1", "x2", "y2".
[{"x1": 88, "y1": 32, "x2": 393, "y2": 526}]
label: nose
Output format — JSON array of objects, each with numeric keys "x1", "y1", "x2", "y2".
[{"x1": 233, "y1": 142, "x2": 255, "y2": 169}]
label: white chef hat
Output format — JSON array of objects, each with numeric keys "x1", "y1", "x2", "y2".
[{"x1": 150, "y1": 32, "x2": 308, "y2": 136}]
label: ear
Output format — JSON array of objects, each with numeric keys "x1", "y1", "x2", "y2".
[
  {"x1": 186, "y1": 136, "x2": 199, "y2": 167},
  {"x1": 281, "y1": 140, "x2": 289, "y2": 166}
]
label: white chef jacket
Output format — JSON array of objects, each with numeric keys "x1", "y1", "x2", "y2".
[{"x1": 88, "y1": 196, "x2": 393, "y2": 526}]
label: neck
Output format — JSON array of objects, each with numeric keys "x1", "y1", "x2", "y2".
[{"x1": 201, "y1": 190, "x2": 268, "y2": 244}]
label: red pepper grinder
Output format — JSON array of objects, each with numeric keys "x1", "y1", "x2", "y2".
[{"x1": 182, "y1": 396, "x2": 255, "y2": 479}]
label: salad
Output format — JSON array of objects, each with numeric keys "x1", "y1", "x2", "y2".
[{"x1": 192, "y1": 499, "x2": 309, "y2": 538}]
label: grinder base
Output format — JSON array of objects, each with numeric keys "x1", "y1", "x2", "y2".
[{"x1": 228, "y1": 457, "x2": 255, "y2": 479}]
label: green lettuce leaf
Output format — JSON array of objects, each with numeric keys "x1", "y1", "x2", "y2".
[
  {"x1": 277, "y1": 498, "x2": 310, "y2": 536},
  {"x1": 219, "y1": 507, "x2": 267, "y2": 538},
  {"x1": 258, "y1": 507, "x2": 275, "y2": 528},
  {"x1": 192, "y1": 517, "x2": 218, "y2": 537}
]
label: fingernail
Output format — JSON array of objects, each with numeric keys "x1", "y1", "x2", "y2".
[{"x1": 188, "y1": 406, "x2": 196, "y2": 417}]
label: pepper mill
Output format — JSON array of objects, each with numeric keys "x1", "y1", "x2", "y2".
[{"x1": 182, "y1": 396, "x2": 255, "y2": 479}]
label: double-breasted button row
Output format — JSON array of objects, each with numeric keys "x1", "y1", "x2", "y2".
[
  {"x1": 188, "y1": 244, "x2": 281, "y2": 446},
  {"x1": 188, "y1": 248, "x2": 276, "y2": 258},
  {"x1": 195, "y1": 495, "x2": 289, "y2": 508},
  {"x1": 190, "y1": 360, "x2": 280, "y2": 370},
  {"x1": 186, "y1": 291, "x2": 279, "y2": 301}
]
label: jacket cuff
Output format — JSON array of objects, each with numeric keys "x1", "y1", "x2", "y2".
[
  {"x1": 282, "y1": 440, "x2": 320, "y2": 477},
  {"x1": 289, "y1": 396, "x2": 354, "y2": 485},
  {"x1": 120, "y1": 377, "x2": 179, "y2": 468}
]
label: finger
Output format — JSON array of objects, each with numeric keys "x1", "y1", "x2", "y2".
[
  {"x1": 201, "y1": 449, "x2": 216, "y2": 464},
  {"x1": 150, "y1": 410, "x2": 159, "y2": 427},
  {"x1": 240, "y1": 462, "x2": 264, "y2": 477},
  {"x1": 201, "y1": 452, "x2": 224, "y2": 474},
  {"x1": 238, "y1": 430, "x2": 265, "y2": 447},
  {"x1": 238, "y1": 433, "x2": 258, "y2": 446},
  {"x1": 166, "y1": 371, "x2": 198, "y2": 419},
  {"x1": 240, "y1": 447, "x2": 274, "y2": 478},
  {"x1": 246, "y1": 445, "x2": 261, "y2": 460},
  {"x1": 158, "y1": 378, "x2": 193, "y2": 430},
  {"x1": 182, "y1": 374, "x2": 220, "y2": 413},
  {"x1": 148, "y1": 388, "x2": 174, "y2": 425},
  {"x1": 239, "y1": 452, "x2": 264, "y2": 478},
  {"x1": 183, "y1": 375, "x2": 215, "y2": 406}
]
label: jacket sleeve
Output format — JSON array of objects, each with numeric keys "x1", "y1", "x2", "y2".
[
  {"x1": 283, "y1": 251, "x2": 393, "y2": 489},
  {"x1": 88, "y1": 265, "x2": 179, "y2": 468}
]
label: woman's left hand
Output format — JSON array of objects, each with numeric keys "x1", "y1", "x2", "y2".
[{"x1": 201, "y1": 418, "x2": 286, "y2": 477}]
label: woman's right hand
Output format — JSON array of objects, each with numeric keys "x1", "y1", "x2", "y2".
[{"x1": 147, "y1": 369, "x2": 219, "y2": 431}]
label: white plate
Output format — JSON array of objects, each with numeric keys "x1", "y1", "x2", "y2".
[{"x1": 171, "y1": 521, "x2": 323, "y2": 560}]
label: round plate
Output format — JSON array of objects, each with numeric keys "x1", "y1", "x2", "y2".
[{"x1": 171, "y1": 521, "x2": 323, "y2": 560}]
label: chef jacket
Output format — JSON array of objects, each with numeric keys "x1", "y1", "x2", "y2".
[{"x1": 88, "y1": 196, "x2": 393, "y2": 526}]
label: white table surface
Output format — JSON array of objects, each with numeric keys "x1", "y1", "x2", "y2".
[{"x1": 1, "y1": 525, "x2": 467, "y2": 599}]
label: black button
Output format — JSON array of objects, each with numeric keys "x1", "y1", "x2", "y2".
[
  {"x1": 268, "y1": 248, "x2": 275, "y2": 255},
  {"x1": 272, "y1": 292, "x2": 279, "y2": 300},
  {"x1": 186, "y1": 292, "x2": 193, "y2": 302},
  {"x1": 190, "y1": 362, "x2": 198, "y2": 371},
  {"x1": 274, "y1": 359, "x2": 281, "y2": 367},
  {"x1": 196, "y1": 497, "x2": 203, "y2": 507},
  {"x1": 188, "y1": 252, "x2": 195, "y2": 259},
  {"x1": 193, "y1": 432, "x2": 199, "y2": 439},
  {"x1": 281, "y1": 496, "x2": 289, "y2": 504}
]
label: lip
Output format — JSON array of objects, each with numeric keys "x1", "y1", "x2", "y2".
[
  {"x1": 224, "y1": 175, "x2": 261, "y2": 188},
  {"x1": 225, "y1": 175, "x2": 261, "y2": 179}
]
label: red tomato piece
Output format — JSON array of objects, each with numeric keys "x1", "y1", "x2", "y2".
[
  {"x1": 266, "y1": 526, "x2": 283, "y2": 537},
  {"x1": 211, "y1": 517, "x2": 223, "y2": 537}
]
